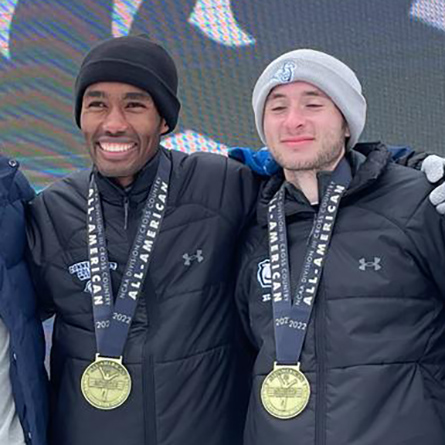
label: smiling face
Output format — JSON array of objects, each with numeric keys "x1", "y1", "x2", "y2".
[
  {"x1": 80, "y1": 82, "x2": 169, "y2": 187},
  {"x1": 263, "y1": 81, "x2": 349, "y2": 175}
]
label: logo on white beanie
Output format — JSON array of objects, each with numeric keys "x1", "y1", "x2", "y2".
[{"x1": 272, "y1": 61, "x2": 297, "y2": 83}]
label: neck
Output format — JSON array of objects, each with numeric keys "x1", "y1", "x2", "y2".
[
  {"x1": 284, "y1": 170, "x2": 319, "y2": 204},
  {"x1": 114, "y1": 175, "x2": 134, "y2": 188},
  {"x1": 284, "y1": 154, "x2": 346, "y2": 205}
]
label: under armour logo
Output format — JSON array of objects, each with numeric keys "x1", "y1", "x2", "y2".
[
  {"x1": 359, "y1": 257, "x2": 382, "y2": 271},
  {"x1": 69, "y1": 260, "x2": 117, "y2": 293},
  {"x1": 183, "y1": 250, "x2": 204, "y2": 266}
]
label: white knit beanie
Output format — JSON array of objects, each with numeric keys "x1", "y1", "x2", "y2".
[{"x1": 252, "y1": 49, "x2": 367, "y2": 149}]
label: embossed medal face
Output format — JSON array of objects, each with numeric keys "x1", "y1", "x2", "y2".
[
  {"x1": 261, "y1": 365, "x2": 310, "y2": 419},
  {"x1": 81, "y1": 357, "x2": 132, "y2": 410}
]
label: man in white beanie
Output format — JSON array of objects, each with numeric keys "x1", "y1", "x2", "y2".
[{"x1": 236, "y1": 49, "x2": 445, "y2": 445}]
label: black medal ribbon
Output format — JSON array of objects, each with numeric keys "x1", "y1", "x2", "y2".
[
  {"x1": 87, "y1": 152, "x2": 171, "y2": 358},
  {"x1": 268, "y1": 159, "x2": 352, "y2": 365}
]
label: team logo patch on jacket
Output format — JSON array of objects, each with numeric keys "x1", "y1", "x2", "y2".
[
  {"x1": 257, "y1": 258, "x2": 271, "y2": 288},
  {"x1": 69, "y1": 260, "x2": 118, "y2": 293}
]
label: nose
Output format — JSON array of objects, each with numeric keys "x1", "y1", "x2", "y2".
[
  {"x1": 283, "y1": 107, "x2": 306, "y2": 131},
  {"x1": 102, "y1": 106, "x2": 128, "y2": 135}
]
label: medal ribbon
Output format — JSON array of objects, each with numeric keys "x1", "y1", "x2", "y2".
[
  {"x1": 87, "y1": 152, "x2": 171, "y2": 358},
  {"x1": 267, "y1": 159, "x2": 351, "y2": 365}
]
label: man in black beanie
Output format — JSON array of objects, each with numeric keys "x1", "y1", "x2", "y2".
[{"x1": 26, "y1": 35, "x2": 258, "y2": 445}]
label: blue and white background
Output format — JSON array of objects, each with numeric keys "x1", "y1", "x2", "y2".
[
  {"x1": 1, "y1": 0, "x2": 445, "y2": 191},
  {"x1": 2, "y1": 0, "x2": 445, "y2": 359}
]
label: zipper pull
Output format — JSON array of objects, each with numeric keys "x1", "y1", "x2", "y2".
[{"x1": 123, "y1": 196, "x2": 129, "y2": 230}]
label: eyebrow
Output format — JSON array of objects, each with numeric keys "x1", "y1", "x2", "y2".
[
  {"x1": 84, "y1": 90, "x2": 104, "y2": 98},
  {"x1": 122, "y1": 92, "x2": 152, "y2": 101}
]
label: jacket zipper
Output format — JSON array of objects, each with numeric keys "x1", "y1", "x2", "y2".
[
  {"x1": 143, "y1": 348, "x2": 157, "y2": 444},
  {"x1": 142, "y1": 275, "x2": 158, "y2": 444},
  {"x1": 314, "y1": 285, "x2": 327, "y2": 445}
]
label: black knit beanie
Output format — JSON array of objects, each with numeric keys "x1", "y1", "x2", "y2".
[{"x1": 74, "y1": 35, "x2": 180, "y2": 133}]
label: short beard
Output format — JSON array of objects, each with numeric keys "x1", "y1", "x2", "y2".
[{"x1": 272, "y1": 131, "x2": 346, "y2": 174}]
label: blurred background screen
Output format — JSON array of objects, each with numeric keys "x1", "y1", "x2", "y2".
[
  {"x1": 2, "y1": 0, "x2": 445, "y2": 366},
  {"x1": 1, "y1": 0, "x2": 445, "y2": 193}
]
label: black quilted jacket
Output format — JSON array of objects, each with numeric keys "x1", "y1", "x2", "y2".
[
  {"x1": 27, "y1": 147, "x2": 258, "y2": 445},
  {"x1": 237, "y1": 143, "x2": 445, "y2": 445}
]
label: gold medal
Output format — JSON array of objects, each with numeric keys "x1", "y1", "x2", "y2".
[
  {"x1": 261, "y1": 362, "x2": 310, "y2": 419},
  {"x1": 81, "y1": 355, "x2": 132, "y2": 410}
]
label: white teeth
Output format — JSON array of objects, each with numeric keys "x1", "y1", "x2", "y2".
[{"x1": 100, "y1": 143, "x2": 134, "y2": 152}]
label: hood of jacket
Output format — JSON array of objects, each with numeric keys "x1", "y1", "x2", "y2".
[{"x1": 256, "y1": 142, "x2": 392, "y2": 226}]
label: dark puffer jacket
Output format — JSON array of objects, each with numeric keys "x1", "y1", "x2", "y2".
[
  {"x1": 0, "y1": 156, "x2": 48, "y2": 445},
  {"x1": 26, "y1": 147, "x2": 258, "y2": 445},
  {"x1": 237, "y1": 143, "x2": 445, "y2": 445}
]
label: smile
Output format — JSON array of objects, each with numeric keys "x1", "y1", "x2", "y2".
[
  {"x1": 282, "y1": 137, "x2": 314, "y2": 144},
  {"x1": 98, "y1": 142, "x2": 136, "y2": 153}
]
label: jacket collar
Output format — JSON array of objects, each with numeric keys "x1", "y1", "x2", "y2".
[
  {"x1": 347, "y1": 142, "x2": 391, "y2": 193},
  {"x1": 257, "y1": 142, "x2": 391, "y2": 226},
  {"x1": 93, "y1": 147, "x2": 164, "y2": 205},
  {"x1": 0, "y1": 156, "x2": 19, "y2": 202}
]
